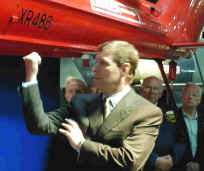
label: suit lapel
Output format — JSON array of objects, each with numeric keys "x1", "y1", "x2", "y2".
[
  {"x1": 96, "y1": 89, "x2": 135, "y2": 138},
  {"x1": 88, "y1": 95, "x2": 104, "y2": 136},
  {"x1": 195, "y1": 111, "x2": 204, "y2": 159},
  {"x1": 178, "y1": 109, "x2": 189, "y2": 136},
  {"x1": 177, "y1": 109, "x2": 190, "y2": 144}
]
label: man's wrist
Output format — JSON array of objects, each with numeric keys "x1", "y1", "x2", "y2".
[
  {"x1": 22, "y1": 80, "x2": 38, "y2": 87},
  {"x1": 25, "y1": 75, "x2": 38, "y2": 82},
  {"x1": 76, "y1": 139, "x2": 85, "y2": 153}
]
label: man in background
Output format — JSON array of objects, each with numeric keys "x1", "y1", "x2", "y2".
[
  {"x1": 64, "y1": 77, "x2": 87, "y2": 103},
  {"x1": 140, "y1": 76, "x2": 184, "y2": 171},
  {"x1": 175, "y1": 83, "x2": 204, "y2": 171},
  {"x1": 139, "y1": 76, "x2": 164, "y2": 111}
]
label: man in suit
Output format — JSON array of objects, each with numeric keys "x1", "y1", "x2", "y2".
[
  {"x1": 20, "y1": 40, "x2": 162, "y2": 171},
  {"x1": 175, "y1": 83, "x2": 204, "y2": 171},
  {"x1": 140, "y1": 76, "x2": 186, "y2": 171}
]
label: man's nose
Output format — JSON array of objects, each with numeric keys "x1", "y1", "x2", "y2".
[
  {"x1": 188, "y1": 94, "x2": 193, "y2": 99},
  {"x1": 92, "y1": 60, "x2": 100, "y2": 71},
  {"x1": 149, "y1": 87, "x2": 157, "y2": 93}
]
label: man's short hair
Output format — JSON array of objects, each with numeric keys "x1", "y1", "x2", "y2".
[{"x1": 65, "y1": 77, "x2": 87, "y2": 92}]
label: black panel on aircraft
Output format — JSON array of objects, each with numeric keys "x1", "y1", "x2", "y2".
[{"x1": 146, "y1": 0, "x2": 158, "y2": 3}]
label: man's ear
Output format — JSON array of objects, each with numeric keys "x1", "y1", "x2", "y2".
[
  {"x1": 158, "y1": 91, "x2": 163, "y2": 99},
  {"x1": 138, "y1": 86, "x2": 143, "y2": 94},
  {"x1": 121, "y1": 63, "x2": 131, "y2": 76}
]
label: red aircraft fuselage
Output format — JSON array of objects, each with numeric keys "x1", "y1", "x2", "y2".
[{"x1": 0, "y1": 0, "x2": 204, "y2": 59}]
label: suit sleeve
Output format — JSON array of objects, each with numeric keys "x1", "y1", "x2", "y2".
[
  {"x1": 19, "y1": 84, "x2": 70, "y2": 135},
  {"x1": 172, "y1": 143, "x2": 186, "y2": 165},
  {"x1": 79, "y1": 109, "x2": 162, "y2": 170}
]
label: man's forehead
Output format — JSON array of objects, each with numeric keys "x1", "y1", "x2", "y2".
[
  {"x1": 67, "y1": 85, "x2": 82, "y2": 91},
  {"x1": 67, "y1": 81, "x2": 81, "y2": 88},
  {"x1": 144, "y1": 78, "x2": 161, "y2": 86},
  {"x1": 182, "y1": 86, "x2": 201, "y2": 96},
  {"x1": 184, "y1": 86, "x2": 199, "y2": 92},
  {"x1": 96, "y1": 51, "x2": 114, "y2": 62}
]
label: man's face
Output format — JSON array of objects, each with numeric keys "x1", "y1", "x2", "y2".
[
  {"x1": 65, "y1": 81, "x2": 85, "y2": 102},
  {"x1": 182, "y1": 86, "x2": 201, "y2": 108},
  {"x1": 92, "y1": 50, "x2": 122, "y2": 95},
  {"x1": 140, "y1": 78, "x2": 162, "y2": 104}
]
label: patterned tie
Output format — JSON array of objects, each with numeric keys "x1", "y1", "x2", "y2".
[{"x1": 103, "y1": 97, "x2": 110, "y2": 119}]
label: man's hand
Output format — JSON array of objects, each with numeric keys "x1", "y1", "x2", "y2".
[
  {"x1": 155, "y1": 155, "x2": 173, "y2": 171},
  {"x1": 59, "y1": 119, "x2": 85, "y2": 151},
  {"x1": 23, "y1": 52, "x2": 41, "y2": 82},
  {"x1": 186, "y1": 161, "x2": 200, "y2": 171}
]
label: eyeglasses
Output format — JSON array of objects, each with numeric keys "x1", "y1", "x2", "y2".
[
  {"x1": 143, "y1": 86, "x2": 161, "y2": 93},
  {"x1": 182, "y1": 93, "x2": 201, "y2": 98}
]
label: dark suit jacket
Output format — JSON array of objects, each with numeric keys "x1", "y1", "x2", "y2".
[
  {"x1": 144, "y1": 103, "x2": 185, "y2": 171},
  {"x1": 20, "y1": 84, "x2": 163, "y2": 171},
  {"x1": 144, "y1": 122, "x2": 184, "y2": 171},
  {"x1": 174, "y1": 107, "x2": 204, "y2": 171}
]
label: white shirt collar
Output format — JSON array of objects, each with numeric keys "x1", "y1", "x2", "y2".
[
  {"x1": 103, "y1": 85, "x2": 131, "y2": 108},
  {"x1": 182, "y1": 110, "x2": 198, "y2": 120}
]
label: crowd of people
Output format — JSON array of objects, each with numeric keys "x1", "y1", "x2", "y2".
[
  {"x1": 19, "y1": 40, "x2": 204, "y2": 171},
  {"x1": 139, "y1": 77, "x2": 203, "y2": 171}
]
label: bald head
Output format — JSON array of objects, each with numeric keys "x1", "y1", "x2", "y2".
[{"x1": 140, "y1": 76, "x2": 163, "y2": 104}]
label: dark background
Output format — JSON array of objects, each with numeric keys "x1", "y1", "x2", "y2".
[{"x1": 0, "y1": 56, "x2": 59, "y2": 171}]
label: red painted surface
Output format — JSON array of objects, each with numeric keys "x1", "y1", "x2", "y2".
[{"x1": 0, "y1": 0, "x2": 204, "y2": 59}]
